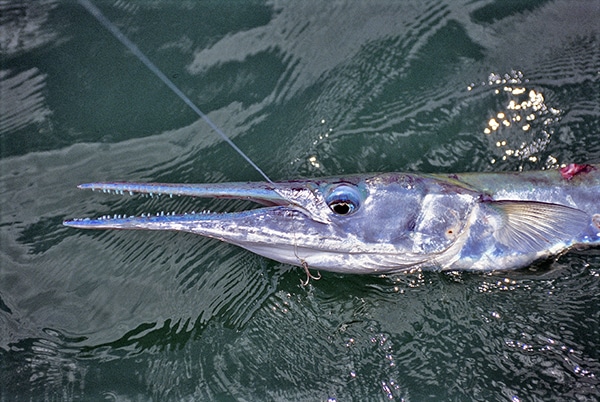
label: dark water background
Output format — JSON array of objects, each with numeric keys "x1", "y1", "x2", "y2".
[{"x1": 1, "y1": 0, "x2": 599, "y2": 400}]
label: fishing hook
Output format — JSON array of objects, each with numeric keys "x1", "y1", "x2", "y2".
[{"x1": 290, "y1": 210, "x2": 321, "y2": 286}]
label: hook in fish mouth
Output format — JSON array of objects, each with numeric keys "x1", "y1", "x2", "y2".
[
  {"x1": 63, "y1": 179, "x2": 351, "y2": 280},
  {"x1": 63, "y1": 173, "x2": 471, "y2": 276},
  {"x1": 63, "y1": 176, "x2": 411, "y2": 276},
  {"x1": 64, "y1": 181, "x2": 327, "y2": 285}
]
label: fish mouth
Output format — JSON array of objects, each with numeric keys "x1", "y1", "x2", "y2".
[
  {"x1": 63, "y1": 181, "x2": 301, "y2": 230},
  {"x1": 63, "y1": 180, "x2": 336, "y2": 270}
]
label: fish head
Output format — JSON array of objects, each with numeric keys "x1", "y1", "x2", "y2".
[{"x1": 64, "y1": 174, "x2": 477, "y2": 274}]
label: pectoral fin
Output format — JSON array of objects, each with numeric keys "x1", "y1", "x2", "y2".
[{"x1": 490, "y1": 201, "x2": 588, "y2": 253}]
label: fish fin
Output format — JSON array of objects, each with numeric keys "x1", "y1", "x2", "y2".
[{"x1": 490, "y1": 201, "x2": 588, "y2": 253}]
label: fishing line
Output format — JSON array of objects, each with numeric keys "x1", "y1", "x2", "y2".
[{"x1": 78, "y1": 0, "x2": 273, "y2": 183}]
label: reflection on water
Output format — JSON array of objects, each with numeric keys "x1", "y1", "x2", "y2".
[
  {"x1": 1, "y1": 0, "x2": 599, "y2": 400},
  {"x1": 473, "y1": 70, "x2": 562, "y2": 168}
]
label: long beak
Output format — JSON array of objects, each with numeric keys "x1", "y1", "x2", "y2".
[
  {"x1": 63, "y1": 181, "x2": 293, "y2": 231},
  {"x1": 63, "y1": 181, "x2": 329, "y2": 269}
]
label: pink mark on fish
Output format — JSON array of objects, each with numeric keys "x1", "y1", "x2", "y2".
[{"x1": 560, "y1": 163, "x2": 595, "y2": 180}]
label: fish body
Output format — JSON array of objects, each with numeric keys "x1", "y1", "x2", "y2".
[{"x1": 64, "y1": 165, "x2": 600, "y2": 274}]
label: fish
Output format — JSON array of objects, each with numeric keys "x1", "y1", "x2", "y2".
[
  {"x1": 64, "y1": 163, "x2": 600, "y2": 276},
  {"x1": 68, "y1": 2, "x2": 600, "y2": 279}
]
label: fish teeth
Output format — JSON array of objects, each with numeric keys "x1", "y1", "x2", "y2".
[{"x1": 104, "y1": 210, "x2": 217, "y2": 218}]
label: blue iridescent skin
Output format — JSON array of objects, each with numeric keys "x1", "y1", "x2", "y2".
[{"x1": 64, "y1": 165, "x2": 600, "y2": 274}]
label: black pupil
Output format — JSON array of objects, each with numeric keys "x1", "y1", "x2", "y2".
[{"x1": 332, "y1": 202, "x2": 351, "y2": 215}]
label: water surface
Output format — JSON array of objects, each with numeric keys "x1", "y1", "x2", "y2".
[{"x1": 1, "y1": 0, "x2": 599, "y2": 400}]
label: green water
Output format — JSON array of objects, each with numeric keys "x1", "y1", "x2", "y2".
[{"x1": 1, "y1": 0, "x2": 599, "y2": 400}]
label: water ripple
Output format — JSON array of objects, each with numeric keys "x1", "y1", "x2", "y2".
[{"x1": 0, "y1": 68, "x2": 51, "y2": 134}]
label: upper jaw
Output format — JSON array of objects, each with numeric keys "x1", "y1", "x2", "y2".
[{"x1": 74, "y1": 181, "x2": 292, "y2": 206}]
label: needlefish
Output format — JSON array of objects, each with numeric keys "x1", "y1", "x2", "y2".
[
  {"x1": 64, "y1": 163, "x2": 600, "y2": 276},
  {"x1": 67, "y1": 1, "x2": 600, "y2": 279}
]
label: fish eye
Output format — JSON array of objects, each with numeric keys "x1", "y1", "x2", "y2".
[{"x1": 325, "y1": 185, "x2": 361, "y2": 216}]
